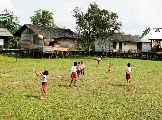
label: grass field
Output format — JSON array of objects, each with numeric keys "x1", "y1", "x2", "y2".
[{"x1": 0, "y1": 55, "x2": 162, "y2": 120}]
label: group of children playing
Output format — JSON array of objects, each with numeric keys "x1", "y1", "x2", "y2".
[
  {"x1": 69, "y1": 61, "x2": 85, "y2": 86},
  {"x1": 36, "y1": 57, "x2": 131, "y2": 98}
]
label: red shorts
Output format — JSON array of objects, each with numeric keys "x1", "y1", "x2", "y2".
[
  {"x1": 97, "y1": 60, "x2": 101, "y2": 64},
  {"x1": 71, "y1": 72, "x2": 77, "y2": 79},
  {"x1": 42, "y1": 82, "x2": 47, "y2": 89},
  {"x1": 126, "y1": 74, "x2": 130, "y2": 80}
]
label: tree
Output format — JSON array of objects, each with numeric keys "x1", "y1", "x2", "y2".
[
  {"x1": 0, "y1": 9, "x2": 20, "y2": 34},
  {"x1": 73, "y1": 3, "x2": 122, "y2": 51},
  {"x1": 31, "y1": 9, "x2": 57, "y2": 27},
  {"x1": 141, "y1": 27, "x2": 151, "y2": 38},
  {"x1": 0, "y1": 9, "x2": 21, "y2": 48}
]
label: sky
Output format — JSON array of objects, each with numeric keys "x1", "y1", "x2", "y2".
[{"x1": 0, "y1": 0, "x2": 162, "y2": 35}]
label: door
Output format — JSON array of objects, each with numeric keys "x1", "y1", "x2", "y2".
[
  {"x1": 137, "y1": 42, "x2": 142, "y2": 51},
  {"x1": 113, "y1": 42, "x2": 117, "y2": 49},
  {"x1": 119, "y1": 42, "x2": 122, "y2": 49}
]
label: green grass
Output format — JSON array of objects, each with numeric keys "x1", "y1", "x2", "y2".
[{"x1": 0, "y1": 55, "x2": 162, "y2": 120}]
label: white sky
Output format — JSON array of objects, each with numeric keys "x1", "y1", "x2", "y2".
[{"x1": 0, "y1": 0, "x2": 162, "y2": 35}]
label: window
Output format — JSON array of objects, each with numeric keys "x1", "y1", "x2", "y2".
[{"x1": 0, "y1": 39, "x2": 4, "y2": 45}]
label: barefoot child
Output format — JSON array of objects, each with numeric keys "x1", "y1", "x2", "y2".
[
  {"x1": 36, "y1": 70, "x2": 48, "y2": 98},
  {"x1": 81, "y1": 61, "x2": 85, "y2": 75},
  {"x1": 69, "y1": 62, "x2": 77, "y2": 86},
  {"x1": 126, "y1": 63, "x2": 131, "y2": 87}
]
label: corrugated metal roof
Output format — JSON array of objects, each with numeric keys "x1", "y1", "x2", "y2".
[{"x1": 0, "y1": 28, "x2": 13, "y2": 37}]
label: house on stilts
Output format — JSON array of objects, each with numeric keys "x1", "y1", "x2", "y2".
[
  {"x1": 14, "y1": 24, "x2": 79, "y2": 58},
  {"x1": 0, "y1": 28, "x2": 13, "y2": 50}
]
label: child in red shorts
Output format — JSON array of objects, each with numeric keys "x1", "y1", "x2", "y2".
[
  {"x1": 97, "y1": 56, "x2": 101, "y2": 65},
  {"x1": 36, "y1": 70, "x2": 48, "y2": 98},
  {"x1": 69, "y1": 62, "x2": 77, "y2": 86},
  {"x1": 126, "y1": 63, "x2": 131, "y2": 87}
]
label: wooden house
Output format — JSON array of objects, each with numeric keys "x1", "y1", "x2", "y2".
[
  {"x1": 0, "y1": 28, "x2": 13, "y2": 50},
  {"x1": 14, "y1": 24, "x2": 79, "y2": 53},
  {"x1": 112, "y1": 34, "x2": 141, "y2": 52},
  {"x1": 95, "y1": 34, "x2": 142, "y2": 52}
]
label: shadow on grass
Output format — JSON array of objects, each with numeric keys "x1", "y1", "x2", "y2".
[
  {"x1": 25, "y1": 94, "x2": 40, "y2": 99},
  {"x1": 58, "y1": 84, "x2": 70, "y2": 88},
  {"x1": 110, "y1": 83, "x2": 135, "y2": 91},
  {"x1": 110, "y1": 84, "x2": 127, "y2": 87}
]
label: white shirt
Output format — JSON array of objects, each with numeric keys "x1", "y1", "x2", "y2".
[
  {"x1": 126, "y1": 67, "x2": 131, "y2": 74},
  {"x1": 97, "y1": 57, "x2": 101, "y2": 60},
  {"x1": 71, "y1": 66, "x2": 77, "y2": 72},
  {"x1": 40, "y1": 74, "x2": 47, "y2": 82},
  {"x1": 77, "y1": 65, "x2": 82, "y2": 70},
  {"x1": 81, "y1": 64, "x2": 85, "y2": 69}
]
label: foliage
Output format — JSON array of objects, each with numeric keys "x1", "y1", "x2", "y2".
[
  {"x1": 0, "y1": 55, "x2": 162, "y2": 120},
  {"x1": 31, "y1": 9, "x2": 57, "y2": 28},
  {"x1": 73, "y1": 3, "x2": 122, "y2": 51},
  {"x1": 9, "y1": 37, "x2": 21, "y2": 49},
  {"x1": 0, "y1": 9, "x2": 21, "y2": 48},
  {"x1": 0, "y1": 9, "x2": 21, "y2": 34},
  {"x1": 141, "y1": 27, "x2": 151, "y2": 38}
]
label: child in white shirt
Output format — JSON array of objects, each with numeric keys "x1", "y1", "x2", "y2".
[
  {"x1": 69, "y1": 62, "x2": 77, "y2": 86},
  {"x1": 36, "y1": 70, "x2": 48, "y2": 97},
  {"x1": 81, "y1": 61, "x2": 85, "y2": 75},
  {"x1": 97, "y1": 56, "x2": 101, "y2": 65},
  {"x1": 77, "y1": 62, "x2": 82, "y2": 78},
  {"x1": 126, "y1": 63, "x2": 131, "y2": 87}
]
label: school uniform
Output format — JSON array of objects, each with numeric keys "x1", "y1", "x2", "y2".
[
  {"x1": 40, "y1": 74, "x2": 48, "y2": 93},
  {"x1": 126, "y1": 66, "x2": 131, "y2": 80},
  {"x1": 71, "y1": 66, "x2": 77, "y2": 79},
  {"x1": 97, "y1": 57, "x2": 101, "y2": 65},
  {"x1": 81, "y1": 64, "x2": 85, "y2": 75}
]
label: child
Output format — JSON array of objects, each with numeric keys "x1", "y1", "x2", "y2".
[
  {"x1": 36, "y1": 70, "x2": 48, "y2": 98},
  {"x1": 77, "y1": 62, "x2": 81, "y2": 78},
  {"x1": 97, "y1": 56, "x2": 101, "y2": 65},
  {"x1": 126, "y1": 63, "x2": 131, "y2": 87},
  {"x1": 69, "y1": 62, "x2": 77, "y2": 86},
  {"x1": 108, "y1": 63, "x2": 112, "y2": 72},
  {"x1": 80, "y1": 61, "x2": 85, "y2": 75}
]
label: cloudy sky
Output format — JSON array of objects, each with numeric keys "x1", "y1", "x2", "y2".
[{"x1": 0, "y1": 0, "x2": 162, "y2": 35}]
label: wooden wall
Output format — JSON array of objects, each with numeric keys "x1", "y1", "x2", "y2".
[
  {"x1": 20, "y1": 28, "x2": 76, "y2": 52},
  {"x1": 43, "y1": 38, "x2": 76, "y2": 52},
  {"x1": 20, "y1": 28, "x2": 43, "y2": 50}
]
